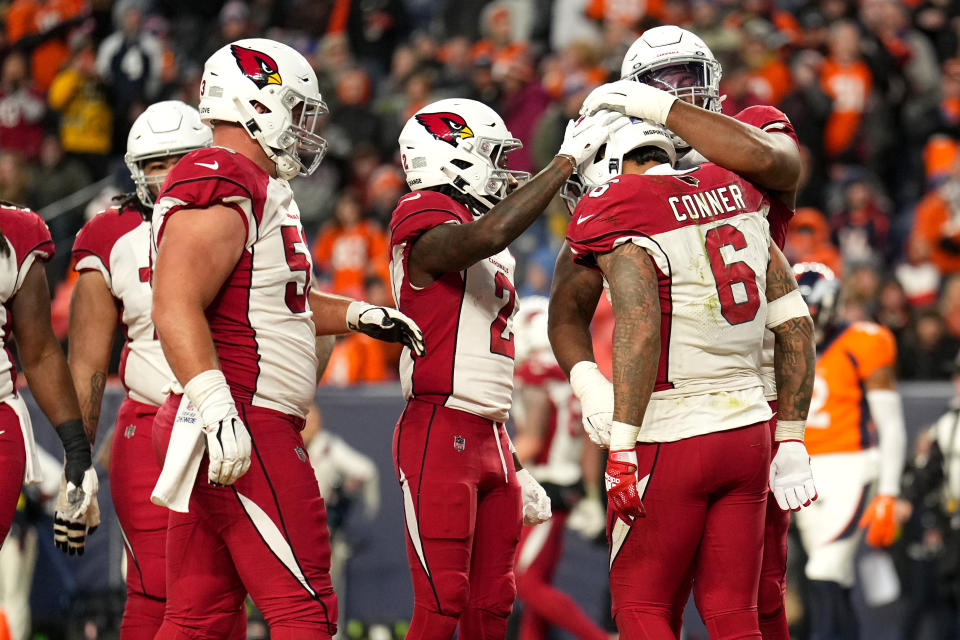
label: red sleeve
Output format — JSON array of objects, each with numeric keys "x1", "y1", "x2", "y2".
[
  {"x1": 515, "y1": 358, "x2": 566, "y2": 386},
  {"x1": 72, "y1": 205, "x2": 142, "y2": 276},
  {"x1": 733, "y1": 105, "x2": 799, "y2": 149},
  {"x1": 389, "y1": 191, "x2": 469, "y2": 248},
  {"x1": 155, "y1": 147, "x2": 266, "y2": 245},
  {"x1": 565, "y1": 176, "x2": 656, "y2": 268},
  {"x1": 0, "y1": 206, "x2": 54, "y2": 270}
]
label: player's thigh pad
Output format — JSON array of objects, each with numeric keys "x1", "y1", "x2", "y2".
[{"x1": 795, "y1": 451, "x2": 876, "y2": 586}]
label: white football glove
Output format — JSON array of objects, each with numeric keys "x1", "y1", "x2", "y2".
[
  {"x1": 569, "y1": 361, "x2": 614, "y2": 448},
  {"x1": 769, "y1": 441, "x2": 818, "y2": 511},
  {"x1": 347, "y1": 301, "x2": 425, "y2": 357},
  {"x1": 184, "y1": 370, "x2": 252, "y2": 486},
  {"x1": 517, "y1": 469, "x2": 552, "y2": 525},
  {"x1": 580, "y1": 80, "x2": 678, "y2": 125},
  {"x1": 53, "y1": 467, "x2": 99, "y2": 556},
  {"x1": 557, "y1": 110, "x2": 630, "y2": 166},
  {"x1": 567, "y1": 495, "x2": 606, "y2": 539}
]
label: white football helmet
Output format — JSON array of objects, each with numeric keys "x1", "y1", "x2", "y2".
[
  {"x1": 199, "y1": 38, "x2": 328, "y2": 180},
  {"x1": 514, "y1": 296, "x2": 551, "y2": 364},
  {"x1": 621, "y1": 26, "x2": 723, "y2": 123},
  {"x1": 125, "y1": 101, "x2": 213, "y2": 207},
  {"x1": 398, "y1": 99, "x2": 531, "y2": 211},
  {"x1": 560, "y1": 118, "x2": 676, "y2": 212}
]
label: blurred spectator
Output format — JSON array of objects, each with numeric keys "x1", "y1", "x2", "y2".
[
  {"x1": 876, "y1": 278, "x2": 913, "y2": 343},
  {"x1": 326, "y1": 67, "x2": 381, "y2": 152},
  {"x1": 322, "y1": 277, "x2": 401, "y2": 385},
  {"x1": 28, "y1": 134, "x2": 92, "y2": 210},
  {"x1": 899, "y1": 308, "x2": 960, "y2": 379},
  {"x1": 550, "y1": 0, "x2": 602, "y2": 51},
  {"x1": 532, "y1": 80, "x2": 593, "y2": 172},
  {"x1": 860, "y1": 0, "x2": 939, "y2": 97},
  {"x1": 472, "y1": 1, "x2": 528, "y2": 80},
  {"x1": 435, "y1": 36, "x2": 475, "y2": 95},
  {"x1": 909, "y1": 155, "x2": 960, "y2": 277},
  {"x1": 784, "y1": 208, "x2": 844, "y2": 275},
  {"x1": 5, "y1": 0, "x2": 88, "y2": 92},
  {"x1": 48, "y1": 36, "x2": 113, "y2": 174},
  {"x1": 942, "y1": 273, "x2": 960, "y2": 339},
  {"x1": 831, "y1": 178, "x2": 890, "y2": 267},
  {"x1": 0, "y1": 51, "x2": 46, "y2": 161},
  {"x1": 923, "y1": 134, "x2": 960, "y2": 189},
  {"x1": 312, "y1": 193, "x2": 389, "y2": 299},
  {"x1": 498, "y1": 54, "x2": 552, "y2": 174},
  {"x1": 0, "y1": 152, "x2": 33, "y2": 204},
  {"x1": 840, "y1": 264, "x2": 881, "y2": 321},
  {"x1": 820, "y1": 20, "x2": 873, "y2": 159},
  {"x1": 365, "y1": 164, "x2": 407, "y2": 225},
  {"x1": 96, "y1": 3, "x2": 163, "y2": 151},
  {"x1": 344, "y1": 0, "x2": 409, "y2": 79},
  {"x1": 541, "y1": 41, "x2": 606, "y2": 100},
  {"x1": 739, "y1": 20, "x2": 792, "y2": 107}
]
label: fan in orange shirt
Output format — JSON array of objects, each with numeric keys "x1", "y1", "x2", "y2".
[
  {"x1": 312, "y1": 193, "x2": 389, "y2": 299},
  {"x1": 820, "y1": 21, "x2": 873, "y2": 157},
  {"x1": 791, "y1": 263, "x2": 907, "y2": 640}
]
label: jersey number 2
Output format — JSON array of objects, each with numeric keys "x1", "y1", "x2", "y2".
[
  {"x1": 281, "y1": 226, "x2": 310, "y2": 313},
  {"x1": 705, "y1": 224, "x2": 761, "y2": 325},
  {"x1": 490, "y1": 271, "x2": 516, "y2": 358}
]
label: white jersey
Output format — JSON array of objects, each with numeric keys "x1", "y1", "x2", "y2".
[
  {"x1": 0, "y1": 206, "x2": 55, "y2": 402},
  {"x1": 73, "y1": 203, "x2": 172, "y2": 406},
  {"x1": 567, "y1": 164, "x2": 774, "y2": 442},
  {"x1": 389, "y1": 190, "x2": 517, "y2": 423},
  {"x1": 153, "y1": 146, "x2": 318, "y2": 418},
  {"x1": 514, "y1": 350, "x2": 583, "y2": 487}
]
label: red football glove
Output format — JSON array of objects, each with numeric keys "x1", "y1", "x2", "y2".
[
  {"x1": 859, "y1": 494, "x2": 899, "y2": 547},
  {"x1": 605, "y1": 448, "x2": 645, "y2": 524}
]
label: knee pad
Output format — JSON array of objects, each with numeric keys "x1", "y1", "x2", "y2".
[
  {"x1": 757, "y1": 570, "x2": 786, "y2": 616},
  {"x1": 614, "y1": 606, "x2": 677, "y2": 640}
]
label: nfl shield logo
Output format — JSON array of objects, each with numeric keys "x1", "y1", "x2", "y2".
[
  {"x1": 295, "y1": 446, "x2": 307, "y2": 462},
  {"x1": 124, "y1": 425, "x2": 136, "y2": 439},
  {"x1": 454, "y1": 436, "x2": 466, "y2": 452}
]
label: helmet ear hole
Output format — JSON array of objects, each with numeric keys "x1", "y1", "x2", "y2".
[
  {"x1": 250, "y1": 100, "x2": 271, "y2": 114},
  {"x1": 450, "y1": 159, "x2": 472, "y2": 170}
]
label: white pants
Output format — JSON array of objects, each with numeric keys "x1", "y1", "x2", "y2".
[
  {"x1": 0, "y1": 525, "x2": 37, "y2": 640},
  {"x1": 794, "y1": 448, "x2": 878, "y2": 587}
]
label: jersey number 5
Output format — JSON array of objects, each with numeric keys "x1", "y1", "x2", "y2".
[
  {"x1": 705, "y1": 224, "x2": 761, "y2": 325},
  {"x1": 281, "y1": 226, "x2": 310, "y2": 313},
  {"x1": 490, "y1": 271, "x2": 516, "y2": 358}
]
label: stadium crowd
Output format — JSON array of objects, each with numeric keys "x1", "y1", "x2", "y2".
[{"x1": 0, "y1": 0, "x2": 959, "y2": 383}]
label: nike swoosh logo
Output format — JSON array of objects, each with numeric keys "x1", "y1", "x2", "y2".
[
  {"x1": 0, "y1": 430, "x2": 5, "y2": 436},
  {"x1": 402, "y1": 193, "x2": 422, "y2": 202},
  {"x1": 577, "y1": 214, "x2": 595, "y2": 224},
  {"x1": 195, "y1": 161, "x2": 219, "y2": 170}
]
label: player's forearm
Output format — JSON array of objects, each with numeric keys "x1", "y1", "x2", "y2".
[
  {"x1": 597, "y1": 245, "x2": 660, "y2": 427},
  {"x1": 415, "y1": 157, "x2": 572, "y2": 274},
  {"x1": 665, "y1": 101, "x2": 801, "y2": 192},
  {"x1": 548, "y1": 244, "x2": 602, "y2": 377},
  {"x1": 67, "y1": 274, "x2": 117, "y2": 440},
  {"x1": 771, "y1": 317, "x2": 815, "y2": 423},
  {"x1": 153, "y1": 298, "x2": 221, "y2": 385},
  {"x1": 308, "y1": 289, "x2": 352, "y2": 335},
  {"x1": 22, "y1": 342, "x2": 83, "y2": 428}
]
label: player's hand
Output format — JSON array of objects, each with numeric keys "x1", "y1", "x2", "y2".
[
  {"x1": 859, "y1": 495, "x2": 900, "y2": 547},
  {"x1": 605, "y1": 448, "x2": 645, "y2": 524},
  {"x1": 769, "y1": 441, "x2": 818, "y2": 511},
  {"x1": 54, "y1": 466, "x2": 99, "y2": 555},
  {"x1": 557, "y1": 110, "x2": 630, "y2": 167},
  {"x1": 347, "y1": 301, "x2": 425, "y2": 357},
  {"x1": 516, "y1": 469, "x2": 552, "y2": 525},
  {"x1": 567, "y1": 495, "x2": 606, "y2": 539},
  {"x1": 580, "y1": 80, "x2": 678, "y2": 125},
  {"x1": 569, "y1": 361, "x2": 614, "y2": 448},
  {"x1": 185, "y1": 370, "x2": 252, "y2": 486}
]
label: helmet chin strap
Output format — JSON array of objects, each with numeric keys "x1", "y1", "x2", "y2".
[
  {"x1": 439, "y1": 164, "x2": 498, "y2": 213},
  {"x1": 233, "y1": 95, "x2": 300, "y2": 180}
]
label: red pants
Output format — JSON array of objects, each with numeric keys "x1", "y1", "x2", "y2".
[
  {"x1": 152, "y1": 395, "x2": 338, "y2": 640},
  {"x1": 393, "y1": 399, "x2": 521, "y2": 640},
  {"x1": 515, "y1": 510, "x2": 607, "y2": 640},
  {"x1": 758, "y1": 403, "x2": 790, "y2": 640},
  {"x1": 110, "y1": 398, "x2": 172, "y2": 640},
  {"x1": 0, "y1": 401, "x2": 25, "y2": 544},
  {"x1": 609, "y1": 422, "x2": 770, "y2": 640}
]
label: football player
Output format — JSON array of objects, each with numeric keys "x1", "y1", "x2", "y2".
[
  {"x1": 389, "y1": 97, "x2": 621, "y2": 640},
  {"x1": 511, "y1": 296, "x2": 607, "y2": 640},
  {"x1": 792, "y1": 262, "x2": 906, "y2": 640},
  {"x1": 149, "y1": 38, "x2": 423, "y2": 639},
  {"x1": 550, "y1": 26, "x2": 807, "y2": 639},
  {"x1": 563, "y1": 118, "x2": 815, "y2": 639},
  {"x1": 68, "y1": 101, "x2": 245, "y2": 640},
  {"x1": 0, "y1": 202, "x2": 97, "y2": 555}
]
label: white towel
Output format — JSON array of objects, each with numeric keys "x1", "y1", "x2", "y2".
[
  {"x1": 151, "y1": 394, "x2": 204, "y2": 512},
  {"x1": 6, "y1": 395, "x2": 41, "y2": 484}
]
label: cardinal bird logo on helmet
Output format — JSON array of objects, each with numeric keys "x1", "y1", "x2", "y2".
[
  {"x1": 231, "y1": 45, "x2": 282, "y2": 89},
  {"x1": 415, "y1": 112, "x2": 474, "y2": 146}
]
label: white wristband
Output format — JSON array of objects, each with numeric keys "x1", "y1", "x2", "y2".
[
  {"x1": 609, "y1": 420, "x2": 641, "y2": 451},
  {"x1": 775, "y1": 419, "x2": 805, "y2": 442},
  {"x1": 569, "y1": 361, "x2": 605, "y2": 399},
  {"x1": 766, "y1": 289, "x2": 810, "y2": 329},
  {"x1": 645, "y1": 91, "x2": 678, "y2": 125}
]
